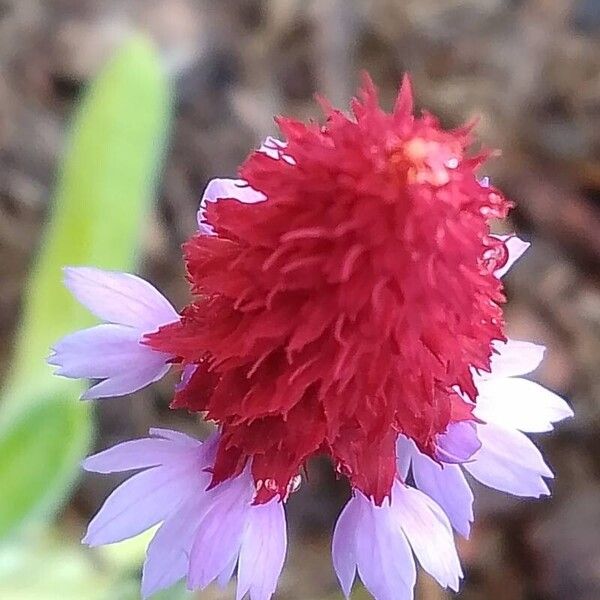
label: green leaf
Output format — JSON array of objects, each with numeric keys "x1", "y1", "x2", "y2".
[
  {"x1": 0, "y1": 397, "x2": 90, "y2": 537},
  {"x1": 0, "y1": 35, "x2": 171, "y2": 538}
]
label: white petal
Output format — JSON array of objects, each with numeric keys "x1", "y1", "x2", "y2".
[
  {"x1": 493, "y1": 235, "x2": 530, "y2": 278},
  {"x1": 475, "y1": 377, "x2": 573, "y2": 433},
  {"x1": 354, "y1": 495, "x2": 416, "y2": 600},
  {"x1": 258, "y1": 136, "x2": 296, "y2": 165},
  {"x1": 484, "y1": 339, "x2": 546, "y2": 379},
  {"x1": 464, "y1": 422, "x2": 553, "y2": 497},
  {"x1": 410, "y1": 454, "x2": 474, "y2": 538},
  {"x1": 197, "y1": 178, "x2": 266, "y2": 233},
  {"x1": 392, "y1": 482, "x2": 462, "y2": 591},
  {"x1": 63, "y1": 267, "x2": 178, "y2": 331}
]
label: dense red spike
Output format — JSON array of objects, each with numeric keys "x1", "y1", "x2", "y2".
[
  {"x1": 147, "y1": 75, "x2": 511, "y2": 504},
  {"x1": 394, "y1": 73, "x2": 414, "y2": 119}
]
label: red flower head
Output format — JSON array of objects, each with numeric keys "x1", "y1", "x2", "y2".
[{"x1": 147, "y1": 75, "x2": 511, "y2": 504}]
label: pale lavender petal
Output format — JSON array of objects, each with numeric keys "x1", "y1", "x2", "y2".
[
  {"x1": 395, "y1": 435, "x2": 413, "y2": 480},
  {"x1": 49, "y1": 321, "x2": 174, "y2": 399},
  {"x1": 198, "y1": 178, "x2": 266, "y2": 234},
  {"x1": 149, "y1": 427, "x2": 202, "y2": 447},
  {"x1": 83, "y1": 464, "x2": 197, "y2": 546},
  {"x1": 188, "y1": 502, "x2": 246, "y2": 590},
  {"x1": 82, "y1": 357, "x2": 171, "y2": 399},
  {"x1": 332, "y1": 498, "x2": 360, "y2": 598},
  {"x1": 464, "y1": 422, "x2": 552, "y2": 497},
  {"x1": 484, "y1": 339, "x2": 546, "y2": 379},
  {"x1": 411, "y1": 454, "x2": 474, "y2": 538},
  {"x1": 187, "y1": 473, "x2": 254, "y2": 590},
  {"x1": 82, "y1": 438, "x2": 199, "y2": 473},
  {"x1": 435, "y1": 421, "x2": 481, "y2": 463},
  {"x1": 49, "y1": 324, "x2": 154, "y2": 379},
  {"x1": 236, "y1": 499, "x2": 287, "y2": 600},
  {"x1": 391, "y1": 482, "x2": 462, "y2": 591},
  {"x1": 142, "y1": 494, "x2": 207, "y2": 598},
  {"x1": 175, "y1": 363, "x2": 198, "y2": 392},
  {"x1": 217, "y1": 554, "x2": 239, "y2": 589},
  {"x1": 354, "y1": 494, "x2": 416, "y2": 600},
  {"x1": 475, "y1": 377, "x2": 573, "y2": 433},
  {"x1": 63, "y1": 267, "x2": 178, "y2": 331},
  {"x1": 493, "y1": 235, "x2": 530, "y2": 278}
]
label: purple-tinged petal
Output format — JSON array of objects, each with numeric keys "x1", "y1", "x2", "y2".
[
  {"x1": 236, "y1": 499, "x2": 287, "y2": 600},
  {"x1": 218, "y1": 554, "x2": 239, "y2": 589},
  {"x1": 188, "y1": 503, "x2": 246, "y2": 590},
  {"x1": 82, "y1": 437, "x2": 201, "y2": 474},
  {"x1": 142, "y1": 494, "x2": 207, "y2": 599},
  {"x1": 63, "y1": 267, "x2": 178, "y2": 331},
  {"x1": 175, "y1": 363, "x2": 198, "y2": 392},
  {"x1": 484, "y1": 339, "x2": 546, "y2": 379},
  {"x1": 410, "y1": 454, "x2": 474, "y2": 538},
  {"x1": 475, "y1": 377, "x2": 573, "y2": 433},
  {"x1": 149, "y1": 427, "x2": 203, "y2": 447},
  {"x1": 464, "y1": 422, "x2": 552, "y2": 497},
  {"x1": 392, "y1": 482, "x2": 462, "y2": 591},
  {"x1": 198, "y1": 178, "x2": 266, "y2": 234},
  {"x1": 354, "y1": 494, "x2": 416, "y2": 600},
  {"x1": 493, "y1": 235, "x2": 530, "y2": 278},
  {"x1": 49, "y1": 323, "x2": 173, "y2": 399},
  {"x1": 435, "y1": 421, "x2": 481, "y2": 464},
  {"x1": 83, "y1": 463, "x2": 198, "y2": 546},
  {"x1": 49, "y1": 324, "x2": 155, "y2": 379},
  {"x1": 81, "y1": 357, "x2": 170, "y2": 400},
  {"x1": 332, "y1": 497, "x2": 360, "y2": 598},
  {"x1": 187, "y1": 473, "x2": 254, "y2": 590}
]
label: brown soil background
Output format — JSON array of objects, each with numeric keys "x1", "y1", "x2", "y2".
[{"x1": 1, "y1": 1, "x2": 600, "y2": 599}]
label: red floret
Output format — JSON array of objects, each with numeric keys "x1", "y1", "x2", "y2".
[{"x1": 147, "y1": 75, "x2": 511, "y2": 504}]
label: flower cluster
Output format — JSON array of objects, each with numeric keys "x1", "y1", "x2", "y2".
[{"x1": 49, "y1": 75, "x2": 572, "y2": 600}]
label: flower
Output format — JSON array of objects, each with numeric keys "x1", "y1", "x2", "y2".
[
  {"x1": 83, "y1": 428, "x2": 287, "y2": 599},
  {"x1": 146, "y1": 74, "x2": 512, "y2": 505},
  {"x1": 48, "y1": 267, "x2": 179, "y2": 399},
  {"x1": 396, "y1": 241, "x2": 573, "y2": 538},
  {"x1": 49, "y1": 74, "x2": 572, "y2": 600},
  {"x1": 332, "y1": 481, "x2": 462, "y2": 600}
]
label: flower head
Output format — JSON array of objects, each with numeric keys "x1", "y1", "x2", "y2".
[
  {"x1": 49, "y1": 74, "x2": 572, "y2": 600},
  {"x1": 147, "y1": 74, "x2": 512, "y2": 504}
]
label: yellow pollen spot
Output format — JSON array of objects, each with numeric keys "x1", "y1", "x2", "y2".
[{"x1": 390, "y1": 137, "x2": 456, "y2": 187}]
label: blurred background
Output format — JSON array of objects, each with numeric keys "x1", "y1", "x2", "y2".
[{"x1": 1, "y1": 0, "x2": 599, "y2": 599}]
